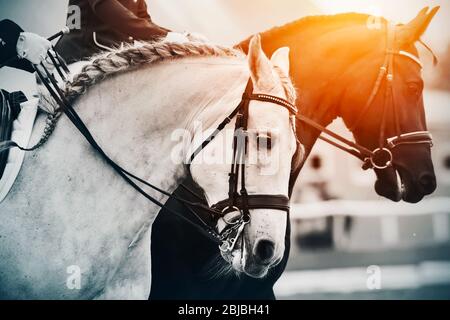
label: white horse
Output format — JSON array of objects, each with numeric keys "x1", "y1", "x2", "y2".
[{"x1": 0, "y1": 35, "x2": 298, "y2": 299}]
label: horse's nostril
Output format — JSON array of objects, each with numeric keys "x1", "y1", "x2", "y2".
[
  {"x1": 418, "y1": 173, "x2": 437, "y2": 194},
  {"x1": 254, "y1": 240, "x2": 275, "y2": 264}
]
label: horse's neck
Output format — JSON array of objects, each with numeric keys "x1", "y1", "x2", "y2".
[{"x1": 73, "y1": 57, "x2": 248, "y2": 191}]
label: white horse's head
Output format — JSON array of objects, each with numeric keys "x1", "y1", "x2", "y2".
[{"x1": 189, "y1": 35, "x2": 298, "y2": 278}]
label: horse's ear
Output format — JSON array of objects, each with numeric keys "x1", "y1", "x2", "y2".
[
  {"x1": 397, "y1": 6, "x2": 440, "y2": 46},
  {"x1": 248, "y1": 34, "x2": 273, "y2": 89},
  {"x1": 271, "y1": 47, "x2": 290, "y2": 76}
]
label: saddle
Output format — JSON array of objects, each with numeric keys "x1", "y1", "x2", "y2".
[
  {"x1": 0, "y1": 92, "x2": 38, "y2": 202},
  {"x1": 0, "y1": 90, "x2": 27, "y2": 178}
]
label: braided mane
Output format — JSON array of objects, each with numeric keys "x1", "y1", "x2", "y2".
[
  {"x1": 64, "y1": 41, "x2": 243, "y2": 103},
  {"x1": 39, "y1": 40, "x2": 296, "y2": 113}
]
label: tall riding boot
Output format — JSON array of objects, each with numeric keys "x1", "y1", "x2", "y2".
[
  {"x1": 0, "y1": 90, "x2": 13, "y2": 179},
  {"x1": 0, "y1": 90, "x2": 26, "y2": 179}
]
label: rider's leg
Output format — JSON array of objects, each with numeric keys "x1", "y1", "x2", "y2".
[{"x1": 0, "y1": 90, "x2": 27, "y2": 178}]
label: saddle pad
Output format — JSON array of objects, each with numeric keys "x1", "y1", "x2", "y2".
[{"x1": 0, "y1": 98, "x2": 39, "y2": 203}]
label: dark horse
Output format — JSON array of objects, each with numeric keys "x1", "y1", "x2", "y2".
[{"x1": 150, "y1": 8, "x2": 439, "y2": 299}]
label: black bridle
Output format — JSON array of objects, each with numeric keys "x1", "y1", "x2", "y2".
[
  {"x1": 294, "y1": 22, "x2": 433, "y2": 171},
  {"x1": 187, "y1": 80, "x2": 298, "y2": 252}
]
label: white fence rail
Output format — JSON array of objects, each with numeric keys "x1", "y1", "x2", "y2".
[
  {"x1": 290, "y1": 197, "x2": 450, "y2": 219},
  {"x1": 275, "y1": 261, "x2": 450, "y2": 298}
]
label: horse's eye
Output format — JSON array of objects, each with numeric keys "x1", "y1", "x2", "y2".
[{"x1": 256, "y1": 132, "x2": 272, "y2": 150}]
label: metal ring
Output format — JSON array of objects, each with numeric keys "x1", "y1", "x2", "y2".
[
  {"x1": 219, "y1": 241, "x2": 230, "y2": 252},
  {"x1": 370, "y1": 148, "x2": 393, "y2": 170},
  {"x1": 221, "y1": 206, "x2": 242, "y2": 225}
]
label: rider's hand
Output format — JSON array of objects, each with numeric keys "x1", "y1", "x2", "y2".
[
  {"x1": 35, "y1": 49, "x2": 56, "y2": 77},
  {"x1": 16, "y1": 32, "x2": 52, "y2": 65},
  {"x1": 163, "y1": 32, "x2": 189, "y2": 44}
]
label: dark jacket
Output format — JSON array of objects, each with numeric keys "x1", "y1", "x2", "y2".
[
  {"x1": 0, "y1": 20, "x2": 34, "y2": 73},
  {"x1": 55, "y1": 0, "x2": 170, "y2": 63}
]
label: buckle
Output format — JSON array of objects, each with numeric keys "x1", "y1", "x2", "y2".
[
  {"x1": 221, "y1": 206, "x2": 242, "y2": 225},
  {"x1": 219, "y1": 241, "x2": 230, "y2": 252},
  {"x1": 370, "y1": 148, "x2": 393, "y2": 170}
]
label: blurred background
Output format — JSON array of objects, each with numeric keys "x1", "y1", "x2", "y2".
[{"x1": 1, "y1": 0, "x2": 449, "y2": 299}]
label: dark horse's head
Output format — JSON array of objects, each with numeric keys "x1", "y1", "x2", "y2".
[
  {"x1": 327, "y1": 7, "x2": 439, "y2": 203},
  {"x1": 240, "y1": 7, "x2": 439, "y2": 203}
]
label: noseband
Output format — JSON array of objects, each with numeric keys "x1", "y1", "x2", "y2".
[
  {"x1": 295, "y1": 22, "x2": 433, "y2": 171},
  {"x1": 188, "y1": 80, "x2": 298, "y2": 251}
]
